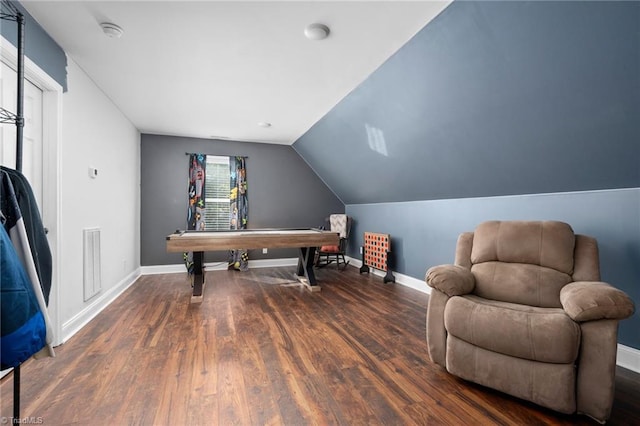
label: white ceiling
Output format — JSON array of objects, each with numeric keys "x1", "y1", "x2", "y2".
[{"x1": 21, "y1": 1, "x2": 450, "y2": 145}]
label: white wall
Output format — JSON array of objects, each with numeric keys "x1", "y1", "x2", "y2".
[{"x1": 59, "y1": 58, "x2": 140, "y2": 340}]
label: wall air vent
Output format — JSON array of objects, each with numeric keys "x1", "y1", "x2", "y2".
[{"x1": 83, "y1": 228, "x2": 102, "y2": 301}]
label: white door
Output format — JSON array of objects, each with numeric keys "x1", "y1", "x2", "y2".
[
  {"x1": 1, "y1": 38, "x2": 62, "y2": 355},
  {"x1": 1, "y1": 60, "x2": 44, "y2": 208},
  {"x1": 0, "y1": 60, "x2": 45, "y2": 377}
]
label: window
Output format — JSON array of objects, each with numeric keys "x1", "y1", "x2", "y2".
[{"x1": 204, "y1": 155, "x2": 230, "y2": 230}]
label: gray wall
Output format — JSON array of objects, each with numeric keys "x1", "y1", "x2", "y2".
[
  {"x1": 293, "y1": 0, "x2": 640, "y2": 350},
  {"x1": 2, "y1": 1, "x2": 67, "y2": 91},
  {"x1": 140, "y1": 134, "x2": 344, "y2": 266}
]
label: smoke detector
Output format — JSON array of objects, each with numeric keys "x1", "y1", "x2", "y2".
[
  {"x1": 304, "y1": 23, "x2": 330, "y2": 41},
  {"x1": 100, "y1": 22, "x2": 124, "y2": 39}
]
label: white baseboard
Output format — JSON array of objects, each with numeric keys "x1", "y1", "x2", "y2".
[
  {"x1": 139, "y1": 264, "x2": 187, "y2": 275},
  {"x1": 347, "y1": 256, "x2": 639, "y2": 373},
  {"x1": 246, "y1": 257, "x2": 299, "y2": 268},
  {"x1": 60, "y1": 268, "x2": 141, "y2": 344},
  {"x1": 140, "y1": 258, "x2": 300, "y2": 276},
  {"x1": 346, "y1": 255, "x2": 431, "y2": 295},
  {"x1": 617, "y1": 344, "x2": 640, "y2": 374},
  {"x1": 215, "y1": 257, "x2": 299, "y2": 270}
]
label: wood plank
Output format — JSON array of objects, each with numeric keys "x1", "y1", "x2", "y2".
[
  {"x1": 166, "y1": 229, "x2": 339, "y2": 252},
  {"x1": 1, "y1": 266, "x2": 639, "y2": 425}
]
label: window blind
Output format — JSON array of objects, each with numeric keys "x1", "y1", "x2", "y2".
[{"x1": 204, "y1": 156, "x2": 230, "y2": 230}]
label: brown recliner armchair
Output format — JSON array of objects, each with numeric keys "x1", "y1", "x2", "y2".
[{"x1": 425, "y1": 221, "x2": 635, "y2": 423}]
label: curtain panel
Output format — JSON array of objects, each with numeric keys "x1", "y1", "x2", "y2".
[
  {"x1": 183, "y1": 154, "x2": 249, "y2": 274},
  {"x1": 183, "y1": 153, "x2": 206, "y2": 275},
  {"x1": 229, "y1": 156, "x2": 249, "y2": 271},
  {"x1": 187, "y1": 154, "x2": 207, "y2": 231}
]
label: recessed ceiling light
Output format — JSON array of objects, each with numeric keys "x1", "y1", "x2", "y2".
[
  {"x1": 304, "y1": 23, "x2": 330, "y2": 41},
  {"x1": 100, "y1": 22, "x2": 124, "y2": 38},
  {"x1": 257, "y1": 122, "x2": 272, "y2": 128}
]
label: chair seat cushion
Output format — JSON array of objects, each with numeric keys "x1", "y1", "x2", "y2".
[
  {"x1": 444, "y1": 295, "x2": 580, "y2": 364},
  {"x1": 446, "y1": 335, "x2": 577, "y2": 414},
  {"x1": 320, "y1": 245, "x2": 340, "y2": 253}
]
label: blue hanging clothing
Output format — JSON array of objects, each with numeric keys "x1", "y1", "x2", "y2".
[
  {"x1": 0, "y1": 224, "x2": 47, "y2": 369},
  {"x1": 1, "y1": 166, "x2": 52, "y2": 305},
  {"x1": 0, "y1": 169, "x2": 55, "y2": 368}
]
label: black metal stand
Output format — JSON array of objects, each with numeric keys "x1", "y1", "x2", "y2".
[
  {"x1": 359, "y1": 246, "x2": 369, "y2": 274},
  {"x1": 1, "y1": 1, "x2": 26, "y2": 419},
  {"x1": 15, "y1": 11, "x2": 25, "y2": 172},
  {"x1": 383, "y1": 250, "x2": 396, "y2": 284},
  {"x1": 359, "y1": 246, "x2": 395, "y2": 283},
  {"x1": 0, "y1": 3, "x2": 25, "y2": 174},
  {"x1": 297, "y1": 246, "x2": 318, "y2": 286},
  {"x1": 192, "y1": 251, "x2": 204, "y2": 298},
  {"x1": 13, "y1": 364, "x2": 20, "y2": 420}
]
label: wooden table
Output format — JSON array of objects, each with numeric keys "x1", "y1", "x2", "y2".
[{"x1": 166, "y1": 228, "x2": 340, "y2": 302}]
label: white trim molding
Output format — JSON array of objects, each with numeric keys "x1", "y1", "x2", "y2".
[
  {"x1": 617, "y1": 344, "x2": 640, "y2": 374},
  {"x1": 140, "y1": 257, "x2": 300, "y2": 276},
  {"x1": 346, "y1": 255, "x2": 430, "y2": 294},
  {"x1": 139, "y1": 264, "x2": 188, "y2": 275},
  {"x1": 245, "y1": 257, "x2": 298, "y2": 269},
  {"x1": 61, "y1": 268, "x2": 141, "y2": 344}
]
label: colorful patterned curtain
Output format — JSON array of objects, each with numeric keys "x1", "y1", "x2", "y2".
[
  {"x1": 228, "y1": 156, "x2": 249, "y2": 271},
  {"x1": 187, "y1": 154, "x2": 207, "y2": 230},
  {"x1": 183, "y1": 153, "x2": 206, "y2": 274}
]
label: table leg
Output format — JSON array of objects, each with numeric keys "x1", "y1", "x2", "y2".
[
  {"x1": 192, "y1": 251, "x2": 205, "y2": 303},
  {"x1": 297, "y1": 246, "x2": 320, "y2": 291}
]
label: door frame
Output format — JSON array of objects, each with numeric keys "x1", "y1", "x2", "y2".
[{"x1": 2, "y1": 36, "x2": 63, "y2": 346}]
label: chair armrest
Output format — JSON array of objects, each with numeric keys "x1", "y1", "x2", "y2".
[
  {"x1": 426, "y1": 265, "x2": 475, "y2": 296},
  {"x1": 560, "y1": 281, "x2": 635, "y2": 322}
]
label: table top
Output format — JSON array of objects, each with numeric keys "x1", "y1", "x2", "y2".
[{"x1": 166, "y1": 228, "x2": 340, "y2": 252}]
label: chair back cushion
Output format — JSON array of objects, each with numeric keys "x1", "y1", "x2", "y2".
[
  {"x1": 469, "y1": 221, "x2": 576, "y2": 307},
  {"x1": 329, "y1": 214, "x2": 350, "y2": 238}
]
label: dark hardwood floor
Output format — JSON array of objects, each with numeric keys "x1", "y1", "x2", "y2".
[{"x1": 1, "y1": 266, "x2": 639, "y2": 425}]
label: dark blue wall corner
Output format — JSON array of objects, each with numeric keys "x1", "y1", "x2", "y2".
[
  {"x1": 293, "y1": 1, "x2": 640, "y2": 204},
  {"x1": 2, "y1": 1, "x2": 67, "y2": 91}
]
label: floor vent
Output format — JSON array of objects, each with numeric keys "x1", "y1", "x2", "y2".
[{"x1": 83, "y1": 228, "x2": 102, "y2": 301}]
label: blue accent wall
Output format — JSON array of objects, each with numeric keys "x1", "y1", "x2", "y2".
[
  {"x1": 2, "y1": 1, "x2": 67, "y2": 91},
  {"x1": 347, "y1": 189, "x2": 640, "y2": 349},
  {"x1": 294, "y1": 1, "x2": 640, "y2": 349},
  {"x1": 293, "y1": 1, "x2": 639, "y2": 204}
]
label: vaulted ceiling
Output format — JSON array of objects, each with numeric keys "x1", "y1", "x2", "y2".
[{"x1": 21, "y1": 0, "x2": 451, "y2": 144}]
